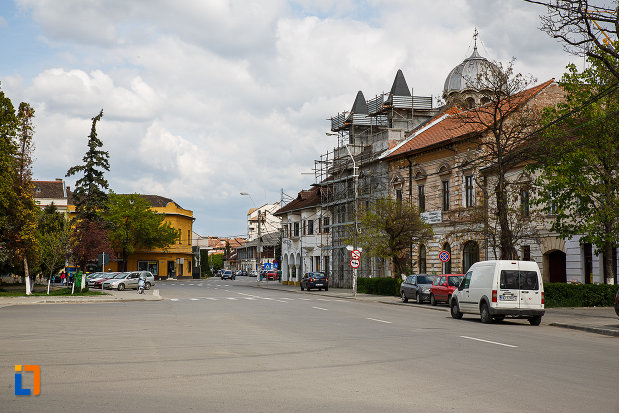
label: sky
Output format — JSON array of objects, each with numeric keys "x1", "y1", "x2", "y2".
[{"x1": 0, "y1": 0, "x2": 577, "y2": 238}]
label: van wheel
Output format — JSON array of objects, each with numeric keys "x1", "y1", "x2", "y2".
[
  {"x1": 430, "y1": 294, "x2": 437, "y2": 306},
  {"x1": 450, "y1": 301, "x2": 463, "y2": 319},
  {"x1": 401, "y1": 292, "x2": 408, "y2": 303},
  {"x1": 528, "y1": 315, "x2": 542, "y2": 326},
  {"x1": 480, "y1": 303, "x2": 492, "y2": 324}
]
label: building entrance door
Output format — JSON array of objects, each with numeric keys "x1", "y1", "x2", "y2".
[
  {"x1": 548, "y1": 250, "x2": 566, "y2": 283},
  {"x1": 167, "y1": 260, "x2": 176, "y2": 279}
]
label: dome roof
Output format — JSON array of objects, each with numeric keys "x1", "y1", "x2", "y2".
[{"x1": 443, "y1": 47, "x2": 498, "y2": 98}]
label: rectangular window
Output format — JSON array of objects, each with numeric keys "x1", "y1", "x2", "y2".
[
  {"x1": 521, "y1": 189, "x2": 530, "y2": 217},
  {"x1": 418, "y1": 185, "x2": 425, "y2": 212},
  {"x1": 188, "y1": 230, "x2": 191, "y2": 245},
  {"x1": 395, "y1": 188, "x2": 402, "y2": 203},
  {"x1": 523, "y1": 245, "x2": 531, "y2": 261},
  {"x1": 293, "y1": 222, "x2": 300, "y2": 237},
  {"x1": 308, "y1": 219, "x2": 314, "y2": 235},
  {"x1": 442, "y1": 180, "x2": 450, "y2": 211},
  {"x1": 323, "y1": 217, "x2": 330, "y2": 234},
  {"x1": 465, "y1": 175, "x2": 474, "y2": 207},
  {"x1": 137, "y1": 260, "x2": 158, "y2": 275},
  {"x1": 302, "y1": 220, "x2": 306, "y2": 235}
]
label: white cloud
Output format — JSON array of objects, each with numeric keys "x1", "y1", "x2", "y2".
[{"x1": 5, "y1": 0, "x2": 577, "y2": 236}]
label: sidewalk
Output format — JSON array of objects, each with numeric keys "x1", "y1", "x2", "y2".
[
  {"x1": 0, "y1": 288, "x2": 163, "y2": 307},
  {"x1": 254, "y1": 280, "x2": 619, "y2": 337}
]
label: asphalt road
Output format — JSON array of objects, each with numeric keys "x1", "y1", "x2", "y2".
[{"x1": 2, "y1": 276, "x2": 618, "y2": 412}]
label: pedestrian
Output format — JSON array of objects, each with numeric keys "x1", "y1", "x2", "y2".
[{"x1": 60, "y1": 271, "x2": 66, "y2": 285}]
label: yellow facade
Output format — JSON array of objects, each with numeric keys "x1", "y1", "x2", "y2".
[{"x1": 69, "y1": 195, "x2": 195, "y2": 279}]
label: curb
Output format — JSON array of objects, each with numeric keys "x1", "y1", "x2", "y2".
[{"x1": 549, "y1": 323, "x2": 619, "y2": 337}]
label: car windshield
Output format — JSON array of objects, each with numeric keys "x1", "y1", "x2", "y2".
[
  {"x1": 448, "y1": 276, "x2": 463, "y2": 286},
  {"x1": 114, "y1": 273, "x2": 129, "y2": 279},
  {"x1": 309, "y1": 273, "x2": 325, "y2": 278},
  {"x1": 417, "y1": 275, "x2": 435, "y2": 284}
]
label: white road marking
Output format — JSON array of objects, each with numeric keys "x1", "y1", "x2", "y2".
[
  {"x1": 226, "y1": 298, "x2": 237, "y2": 300},
  {"x1": 170, "y1": 298, "x2": 179, "y2": 301},
  {"x1": 190, "y1": 298, "x2": 199, "y2": 301},
  {"x1": 313, "y1": 306, "x2": 328, "y2": 311},
  {"x1": 366, "y1": 318, "x2": 392, "y2": 324},
  {"x1": 243, "y1": 297, "x2": 256, "y2": 300},
  {"x1": 316, "y1": 298, "x2": 330, "y2": 302},
  {"x1": 189, "y1": 283, "x2": 195, "y2": 285},
  {"x1": 460, "y1": 336, "x2": 518, "y2": 348},
  {"x1": 298, "y1": 298, "x2": 311, "y2": 301}
]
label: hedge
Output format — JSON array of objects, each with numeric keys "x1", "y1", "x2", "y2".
[
  {"x1": 356, "y1": 278, "x2": 618, "y2": 308},
  {"x1": 543, "y1": 283, "x2": 618, "y2": 308},
  {"x1": 357, "y1": 277, "x2": 402, "y2": 296}
]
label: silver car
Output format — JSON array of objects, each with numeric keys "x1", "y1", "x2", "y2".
[{"x1": 103, "y1": 271, "x2": 155, "y2": 291}]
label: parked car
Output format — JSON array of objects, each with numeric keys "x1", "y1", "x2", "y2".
[
  {"x1": 88, "y1": 272, "x2": 120, "y2": 289},
  {"x1": 103, "y1": 271, "x2": 155, "y2": 291},
  {"x1": 266, "y1": 271, "x2": 279, "y2": 281},
  {"x1": 221, "y1": 270, "x2": 235, "y2": 280},
  {"x1": 614, "y1": 288, "x2": 619, "y2": 318},
  {"x1": 400, "y1": 274, "x2": 437, "y2": 303},
  {"x1": 450, "y1": 260, "x2": 545, "y2": 325},
  {"x1": 300, "y1": 272, "x2": 328, "y2": 291},
  {"x1": 430, "y1": 274, "x2": 464, "y2": 306}
]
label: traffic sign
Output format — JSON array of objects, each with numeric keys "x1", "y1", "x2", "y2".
[
  {"x1": 351, "y1": 249, "x2": 361, "y2": 260},
  {"x1": 263, "y1": 263, "x2": 272, "y2": 270},
  {"x1": 439, "y1": 250, "x2": 451, "y2": 263},
  {"x1": 350, "y1": 259, "x2": 360, "y2": 268}
]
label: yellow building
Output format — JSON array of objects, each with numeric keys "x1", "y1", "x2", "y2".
[
  {"x1": 118, "y1": 195, "x2": 195, "y2": 279},
  {"x1": 68, "y1": 193, "x2": 195, "y2": 279}
]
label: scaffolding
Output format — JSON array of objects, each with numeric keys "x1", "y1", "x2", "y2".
[{"x1": 315, "y1": 86, "x2": 438, "y2": 288}]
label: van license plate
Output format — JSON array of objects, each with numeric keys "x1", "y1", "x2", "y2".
[{"x1": 501, "y1": 295, "x2": 517, "y2": 301}]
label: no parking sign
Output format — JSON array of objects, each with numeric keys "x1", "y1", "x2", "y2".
[{"x1": 439, "y1": 250, "x2": 451, "y2": 263}]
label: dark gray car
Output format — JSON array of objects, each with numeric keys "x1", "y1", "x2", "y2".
[{"x1": 400, "y1": 274, "x2": 436, "y2": 303}]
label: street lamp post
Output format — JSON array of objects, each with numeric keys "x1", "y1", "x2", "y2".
[
  {"x1": 241, "y1": 192, "x2": 261, "y2": 287},
  {"x1": 345, "y1": 144, "x2": 359, "y2": 298}
]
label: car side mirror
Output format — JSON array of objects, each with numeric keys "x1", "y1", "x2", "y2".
[{"x1": 441, "y1": 283, "x2": 448, "y2": 287}]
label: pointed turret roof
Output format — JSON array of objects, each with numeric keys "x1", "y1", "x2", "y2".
[
  {"x1": 389, "y1": 69, "x2": 411, "y2": 97},
  {"x1": 350, "y1": 90, "x2": 369, "y2": 114}
]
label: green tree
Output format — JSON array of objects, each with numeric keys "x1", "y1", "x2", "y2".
[
  {"x1": 102, "y1": 192, "x2": 180, "y2": 271},
  {"x1": 0, "y1": 85, "x2": 18, "y2": 275},
  {"x1": 36, "y1": 204, "x2": 70, "y2": 280},
  {"x1": 533, "y1": 54, "x2": 619, "y2": 283},
  {"x1": 355, "y1": 198, "x2": 433, "y2": 277},
  {"x1": 66, "y1": 110, "x2": 109, "y2": 221},
  {"x1": 5, "y1": 102, "x2": 38, "y2": 294}
]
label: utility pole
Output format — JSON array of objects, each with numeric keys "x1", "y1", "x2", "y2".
[
  {"x1": 346, "y1": 144, "x2": 359, "y2": 298},
  {"x1": 256, "y1": 208, "x2": 262, "y2": 286}
]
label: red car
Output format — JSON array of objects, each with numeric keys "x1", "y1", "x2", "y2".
[
  {"x1": 266, "y1": 271, "x2": 279, "y2": 281},
  {"x1": 430, "y1": 274, "x2": 464, "y2": 306}
]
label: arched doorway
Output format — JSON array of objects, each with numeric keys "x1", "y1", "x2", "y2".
[
  {"x1": 462, "y1": 241, "x2": 480, "y2": 273},
  {"x1": 548, "y1": 250, "x2": 566, "y2": 283}
]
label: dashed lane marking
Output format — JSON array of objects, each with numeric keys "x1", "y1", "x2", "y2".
[
  {"x1": 366, "y1": 318, "x2": 392, "y2": 324},
  {"x1": 460, "y1": 336, "x2": 518, "y2": 348},
  {"x1": 313, "y1": 307, "x2": 328, "y2": 311}
]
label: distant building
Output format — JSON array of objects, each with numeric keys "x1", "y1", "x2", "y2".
[{"x1": 32, "y1": 179, "x2": 69, "y2": 215}]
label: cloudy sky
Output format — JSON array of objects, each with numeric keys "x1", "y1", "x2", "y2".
[{"x1": 0, "y1": 0, "x2": 576, "y2": 237}]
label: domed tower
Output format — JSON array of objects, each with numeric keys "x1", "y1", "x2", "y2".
[{"x1": 443, "y1": 31, "x2": 500, "y2": 108}]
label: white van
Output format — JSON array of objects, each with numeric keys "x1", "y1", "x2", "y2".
[{"x1": 450, "y1": 260, "x2": 545, "y2": 325}]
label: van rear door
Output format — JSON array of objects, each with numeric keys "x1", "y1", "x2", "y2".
[
  {"x1": 497, "y1": 262, "x2": 521, "y2": 309},
  {"x1": 518, "y1": 262, "x2": 543, "y2": 310}
]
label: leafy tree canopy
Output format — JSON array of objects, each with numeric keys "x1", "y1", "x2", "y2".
[
  {"x1": 354, "y1": 198, "x2": 433, "y2": 276},
  {"x1": 102, "y1": 192, "x2": 180, "y2": 270}
]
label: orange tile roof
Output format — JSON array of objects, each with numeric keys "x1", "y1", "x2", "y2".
[{"x1": 385, "y1": 79, "x2": 555, "y2": 160}]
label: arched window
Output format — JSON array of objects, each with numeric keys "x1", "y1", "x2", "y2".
[
  {"x1": 442, "y1": 243, "x2": 451, "y2": 274},
  {"x1": 419, "y1": 245, "x2": 427, "y2": 273},
  {"x1": 466, "y1": 97, "x2": 475, "y2": 109},
  {"x1": 463, "y1": 241, "x2": 480, "y2": 273}
]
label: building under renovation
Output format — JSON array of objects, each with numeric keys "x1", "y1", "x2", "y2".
[{"x1": 315, "y1": 70, "x2": 440, "y2": 287}]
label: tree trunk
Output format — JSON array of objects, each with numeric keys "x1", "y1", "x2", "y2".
[
  {"x1": 604, "y1": 242, "x2": 615, "y2": 285},
  {"x1": 24, "y1": 257, "x2": 32, "y2": 295},
  {"x1": 495, "y1": 179, "x2": 516, "y2": 259}
]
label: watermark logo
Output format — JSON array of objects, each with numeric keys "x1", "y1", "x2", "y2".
[{"x1": 14, "y1": 365, "x2": 40, "y2": 396}]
